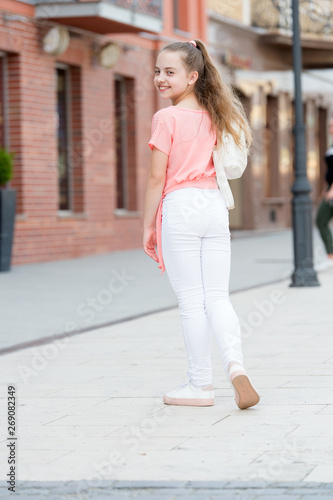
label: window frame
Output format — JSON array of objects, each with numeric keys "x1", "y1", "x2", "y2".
[
  {"x1": 56, "y1": 63, "x2": 73, "y2": 214},
  {"x1": 172, "y1": 0, "x2": 191, "y2": 37},
  {"x1": 114, "y1": 75, "x2": 129, "y2": 211},
  {"x1": 0, "y1": 52, "x2": 9, "y2": 148},
  {"x1": 114, "y1": 74, "x2": 138, "y2": 216}
]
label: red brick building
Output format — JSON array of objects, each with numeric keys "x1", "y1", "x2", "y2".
[{"x1": 0, "y1": 0, "x2": 206, "y2": 265}]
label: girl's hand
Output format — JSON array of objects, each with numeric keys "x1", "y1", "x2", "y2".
[{"x1": 143, "y1": 227, "x2": 159, "y2": 263}]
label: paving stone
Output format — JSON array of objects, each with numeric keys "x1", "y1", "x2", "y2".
[
  {"x1": 289, "y1": 490, "x2": 333, "y2": 496},
  {"x1": 300, "y1": 496, "x2": 333, "y2": 500},
  {"x1": 322, "y1": 483, "x2": 333, "y2": 489},
  {"x1": 225, "y1": 482, "x2": 282, "y2": 490},
  {"x1": 183, "y1": 481, "x2": 232, "y2": 489},
  {"x1": 2, "y1": 484, "x2": 333, "y2": 499},
  {"x1": 113, "y1": 480, "x2": 188, "y2": 489},
  {"x1": 245, "y1": 489, "x2": 287, "y2": 496},
  {"x1": 253, "y1": 496, "x2": 300, "y2": 500}
]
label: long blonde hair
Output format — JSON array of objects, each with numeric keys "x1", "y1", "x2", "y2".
[{"x1": 161, "y1": 40, "x2": 252, "y2": 150}]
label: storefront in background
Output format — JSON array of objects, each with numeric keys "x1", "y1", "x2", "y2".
[{"x1": 208, "y1": 0, "x2": 333, "y2": 230}]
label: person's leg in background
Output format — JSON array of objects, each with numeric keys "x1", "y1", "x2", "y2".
[
  {"x1": 201, "y1": 190, "x2": 260, "y2": 409},
  {"x1": 316, "y1": 198, "x2": 333, "y2": 258}
]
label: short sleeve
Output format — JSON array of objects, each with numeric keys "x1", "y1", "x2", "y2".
[{"x1": 148, "y1": 109, "x2": 173, "y2": 155}]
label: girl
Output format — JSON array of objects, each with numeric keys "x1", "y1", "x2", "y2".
[{"x1": 143, "y1": 39, "x2": 260, "y2": 410}]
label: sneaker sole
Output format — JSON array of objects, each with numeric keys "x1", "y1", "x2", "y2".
[
  {"x1": 163, "y1": 395, "x2": 214, "y2": 406},
  {"x1": 232, "y1": 375, "x2": 260, "y2": 409}
]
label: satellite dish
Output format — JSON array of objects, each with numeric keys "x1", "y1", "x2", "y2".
[
  {"x1": 43, "y1": 27, "x2": 70, "y2": 56},
  {"x1": 99, "y1": 43, "x2": 121, "y2": 68}
]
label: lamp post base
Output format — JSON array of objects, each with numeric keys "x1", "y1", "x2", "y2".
[
  {"x1": 290, "y1": 266, "x2": 320, "y2": 287},
  {"x1": 290, "y1": 193, "x2": 320, "y2": 287}
]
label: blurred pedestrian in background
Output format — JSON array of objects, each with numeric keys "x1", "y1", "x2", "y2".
[
  {"x1": 143, "y1": 39, "x2": 260, "y2": 410},
  {"x1": 316, "y1": 118, "x2": 333, "y2": 264}
]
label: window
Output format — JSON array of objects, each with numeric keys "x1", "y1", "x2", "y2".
[
  {"x1": 56, "y1": 65, "x2": 83, "y2": 214},
  {"x1": 173, "y1": 0, "x2": 189, "y2": 33},
  {"x1": 265, "y1": 95, "x2": 279, "y2": 197},
  {"x1": 114, "y1": 76, "x2": 137, "y2": 211},
  {"x1": 56, "y1": 66, "x2": 71, "y2": 211},
  {"x1": 0, "y1": 53, "x2": 7, "y2": 147}
]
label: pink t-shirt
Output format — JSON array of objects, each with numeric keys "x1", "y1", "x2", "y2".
[{"x1": 148, "y1": 105, "x2": 218, "y2": 274}]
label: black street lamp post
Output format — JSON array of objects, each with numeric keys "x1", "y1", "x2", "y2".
[{"x1": 290, "y1": 0, "x2": 320, "y2": 287}]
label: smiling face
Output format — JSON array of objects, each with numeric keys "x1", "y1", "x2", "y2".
[{"x1": 154, "y1": 50, "x2": 198, "y2": 104}]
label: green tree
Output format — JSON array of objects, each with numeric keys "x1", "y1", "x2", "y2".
[{"x1": 0, "y1": 147, "x2": 15, "y2": 186}]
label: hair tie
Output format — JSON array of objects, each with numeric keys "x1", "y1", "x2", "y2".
[{"x1": 188, "y1": 40, "x2": 197, "y2": 47}]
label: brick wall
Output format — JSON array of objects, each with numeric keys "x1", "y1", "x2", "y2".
[
  {"x1": 0, "y1": 15, "x2": 157, "y2": 265},
  {"x1": 0, "y1": 0, "x2": 209, "y2": 266}
]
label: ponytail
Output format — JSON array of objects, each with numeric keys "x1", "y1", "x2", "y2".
[{"x1": 161, "y1": 40, "x2": 253, "y2": 150}]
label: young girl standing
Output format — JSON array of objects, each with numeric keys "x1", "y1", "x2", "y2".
[{"x1": 143, "y1": 39, "x2": 260, "y2": 410}]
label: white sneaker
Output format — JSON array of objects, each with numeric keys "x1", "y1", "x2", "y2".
[
  {"x1": 163, "y1": 379, "x2": 214, "y2": 406},
  {"x1": 315, "y1": 258, "x2": 333, "y2": 271}
]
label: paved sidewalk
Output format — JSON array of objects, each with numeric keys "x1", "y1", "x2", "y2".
[
  {"x1": 0, "y1": 228, "x2": 329, "y2": 352},
  {"x1": 0, "y1": 267, "x2": 333, "y2": 498},
  {"x1": 1, "y1": 480, "x2": 333, "y2": 499}
]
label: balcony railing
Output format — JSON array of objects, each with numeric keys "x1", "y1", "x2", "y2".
[
  {"x1": 252, "y1": 0, "x2": 333, "y2": 36},
  {"x1": 103, "y1": 0, "x2": 162, "y2": 18},
  {"x1": 208, "y1": 0, "x2": 244, "y2": 24},
  {"x1": 34, "y1": 0, "x2": 163, "y2": 34}
]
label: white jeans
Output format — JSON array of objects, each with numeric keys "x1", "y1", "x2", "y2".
[{"x1": 161, "y1": 187, "x2": 243, "y2": 388}]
